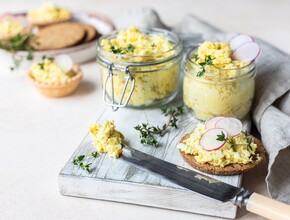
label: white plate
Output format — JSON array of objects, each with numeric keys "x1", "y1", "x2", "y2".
[{"x1": 0, "y1": 11, "x2": 114, "y2": 72}]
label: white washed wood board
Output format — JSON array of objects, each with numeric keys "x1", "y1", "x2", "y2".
[{"x1": 59, "y1": 96, "x2": 251, "y2": 219}]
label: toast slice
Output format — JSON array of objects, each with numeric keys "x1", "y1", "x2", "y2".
[{"x1": 179, "y1": 134, "x2": 266, "y2": 175}]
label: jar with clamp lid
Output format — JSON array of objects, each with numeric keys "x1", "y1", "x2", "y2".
[{"x1": 96, "y1": 27, "x2": 183, "y2": 111}]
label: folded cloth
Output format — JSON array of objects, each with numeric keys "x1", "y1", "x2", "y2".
[{"x1": 118, "y1": 8, "x2": 290, "y2": 204}]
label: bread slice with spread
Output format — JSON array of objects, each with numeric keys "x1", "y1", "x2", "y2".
[{"x1": 177, "y1": 117, "x2": 266, "y2": 175}]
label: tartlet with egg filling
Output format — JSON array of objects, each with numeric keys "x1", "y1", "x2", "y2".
[
  {"x1": 28, "y1": 54, "x2": 82, "y2": 97},
  {"x1": 177, "y1": 117, "x2": 265, "y2": 175},
  {"x1": 27, "y1": 2, "x2": 72, "y2": 26}
]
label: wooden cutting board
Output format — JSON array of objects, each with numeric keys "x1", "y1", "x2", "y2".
[{"x1": 59, "y1": 99, "x2": 250, "y2": 219}]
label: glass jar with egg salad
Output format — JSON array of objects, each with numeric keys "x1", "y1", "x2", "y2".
[
  {"x1": 96, "y1": 26, "x2": 182, "y2": 110},
  {"x1": 183, "y1": 41, "x2": 256, "y2": 120}
]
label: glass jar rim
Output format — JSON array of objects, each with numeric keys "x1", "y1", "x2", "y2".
[
  {"x1": 96, "y1": 28, "x2": 182, "y2": 65},
  {"x1": 186, "y1": 47, "x2": 256, "y2": 80}
]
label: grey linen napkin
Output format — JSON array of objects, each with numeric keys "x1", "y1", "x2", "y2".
[{"x1": 117, "y1": 9, "x2": 290, "y2": 204}]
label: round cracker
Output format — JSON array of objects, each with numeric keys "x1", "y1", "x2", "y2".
[
  {"x1": 179, "y1": 134, "x2": 266, "y2": 175},
  {"x1": 29, "y1": 22, "x2": 86, "y2": 50},
  {"x1": 80, "y1": 23, "x2": 100, "y2": 43}
]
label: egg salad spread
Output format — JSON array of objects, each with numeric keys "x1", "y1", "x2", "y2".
[
  {"x1": 98, "y1": 26, "x2": 181, "y2": 107},
  {"x1": 28, "y1": 2, "x2": 71, "y2": 24},
  {"x1": 89, "y1": 121, "x2": 124, "y2": 158},
  {"x1": 29, "y1": 58, "x2": 72, "y2": 83},
  {"x1": 101, "y1": 26, "x2": 174, "y2": 60},
  {"x1": 177, "y1": 123, "x2": 260, "y2": 167},
  {"x1": 0, "y1": 18, "x2": 24, "y2": 40},
  {"x1": 183, "y1": 41, "x2": 255, "y2": 120}
]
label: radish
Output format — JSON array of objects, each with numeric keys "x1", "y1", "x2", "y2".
[
  {"x1": 200, "y1": 128, "x2": 228, "y2": 151},
  {"x1": 215, "y1": 117, "x2": 242, "y2": 137},
  {"x1": 232, "y1": 42, "x2": 260, "y2": 62},
  {"x1": 230, "y1": 34, "x2": 254, "y2": 51},
  {"x1": 205, "y1": 116, "x2": 224, "y2": 130},
  {"x1": 54, "y1": 54, "x2": 73, "y2": 72}
]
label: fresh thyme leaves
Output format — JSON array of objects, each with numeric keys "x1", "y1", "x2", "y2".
[
  {"x1": 134, "y1": 105, "x2": 184, "y2": 147},
  {"x1": 126, "y1": 44, "x2": 135, "y2": 53},
  {"x1": 0, "y1": 33, "x2": 34, "y2": 71},
  {"x1": 216, "y1": 131, "x2": 227, "y2": 141},
  {"x1": 37, "y1": 55, "x2": 54, "y2": 70},
  {"x1": 196, "y1": 55, "x2": 215, "y2": 77},
  {"x1": 72, "y1": 151, "x2": 99, "y2": 173},
  {"x1": 246, "y1": 137, "x2": 253, "y2": 151},
  {"x1": 216, "y1": 131, "x2": 235, "y2": 149},
  {"x1": 91, "y1": 151, "x2": 99, "y2": 158},
  {"x1": 110, "y1": 45, "x2": 123, "y2": 54},
  {"x1": 110, "y1": 44, "x2": 135, "y2": 54}
]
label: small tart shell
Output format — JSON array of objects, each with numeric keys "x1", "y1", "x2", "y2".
[
  {"x1": 179, "y1": 134, "x2": 266, "y2": 175},
  {"x1": 28, "y1": 64, "x2": 82, "y2": 98}
]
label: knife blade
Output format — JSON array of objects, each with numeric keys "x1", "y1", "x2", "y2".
[{"x1": 121, "y1": 146, "x2": 290, "y2": 220}]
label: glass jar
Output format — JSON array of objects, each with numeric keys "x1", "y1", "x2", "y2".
[
  {"x1": 183, "y1": 48, "x2": 256, "y2": 121},
  {"x1": 96, "y1": 28, "x2": 182, "y2": 111}
]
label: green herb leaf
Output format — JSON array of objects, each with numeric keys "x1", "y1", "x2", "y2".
[
  {"x1": 126, "y1": 44, "x2": 135, "y2": 53},
  {"x1": 0, "y1": 33, "x2": 34, "y2": 71},
  {"x1": 216, "y1": 131, "x2": 227, "y2": 142},
  {"x1": 135, "y1": 105, "x2": 184, "y2": 147},
  {"x1": 196, "y1": 55, "x2": 215, "y2": 77},
  {"x1": 91, "y1": 151, "x2": 99, "y2": 158}
]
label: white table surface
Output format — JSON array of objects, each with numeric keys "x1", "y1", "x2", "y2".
[{"x1": 0, "y1": 0, "x2": 288, "y2": 219}]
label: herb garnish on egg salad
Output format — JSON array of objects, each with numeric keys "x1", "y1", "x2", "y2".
[
  {"x1": 193, "y1": 41, "x2": 248, "y2": 77},
  {"x1": 178, "y1": 117, "x2": 261, "y2": 167}
]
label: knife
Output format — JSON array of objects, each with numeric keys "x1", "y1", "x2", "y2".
[{"x1": 121, "y1": 146, "x2": 290, "y2": 220}]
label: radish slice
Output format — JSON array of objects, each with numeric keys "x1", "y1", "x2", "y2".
[
  {"x1": 205, "y1": 116, "x2": 225, "y2": 130},
  {"x1": 215, "y1": 117, "x2": 242, "y2": 137},
  {"x1": 230, "y1": 34, "x2": 254, "y2": 51},
  {"x1": 200, "y1": 128, "x2": 228, "y2": 151},
  {"x1": 54, "y1": 54, "x2": 73, "y2": 72},
  {"x1": 232, "y1": 42, "x2": 260, "y2": 62}
]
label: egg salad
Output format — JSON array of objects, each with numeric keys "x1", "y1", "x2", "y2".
[
  {"x1": 178, "y1": 123, "x2": 260, "y2": 167},
  {"x1": 101, "y1": 26, "x2": 174, "y2": 59},
  {"x1": 27, "y1": 2, "x2": 71, "y2": 24},
  {"x1": 89, "y1": 121, "x2": 125, "y2": 158},
  {"x1": 183, "y1": 41, "x2": 255, "y2": 120},
  {"x1": 195, "y1": 41, "x2": 247, "y2": 73},
  {"x1": 0, "y1": 18, "x2": 24, "y2": 40},
  {"x1": 29, "y1": 57, "x2": 72, "y2": 83},
  {"x1": 99, "y1": 26, "x2": 181, "y2": 107}
]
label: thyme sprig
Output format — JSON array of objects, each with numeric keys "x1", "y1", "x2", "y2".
[
  {"x1": 134, "y1": 105, "x2": 184, "y2": 147},
  {"x1": 216, "y1": 131, "x2": 235, "y2": 149},
  {"x1": 0, "y1": 33, "x2": 34, "y2": 71},
  {"x1": 196, "y1": 55, "x2": 215, "y2": 77},
  {"x1": 111, "y1": 44, "x2": 135, "y2": 54},
  {"x1": 73, "y1": 151, "x2": 99, "y2": 173}
]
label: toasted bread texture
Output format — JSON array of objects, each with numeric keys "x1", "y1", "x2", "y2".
[{"x1": 179, "y1": 134, "x2": 266, "y2": 175}]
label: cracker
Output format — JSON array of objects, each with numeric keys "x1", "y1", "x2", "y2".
[
  {"x1": 179, "y1": 134, "x2": 266, "y2": 175},
  {"x1": 29, "y1": 22, "x2": 86, "y2": 50},
  {"x1": 80, "y1": 23, "x2": 100, "y2": 43}
]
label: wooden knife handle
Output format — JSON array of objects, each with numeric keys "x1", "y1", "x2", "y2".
[{"x1": 246, "y1": 193, "x2": 290, "y2": 220}]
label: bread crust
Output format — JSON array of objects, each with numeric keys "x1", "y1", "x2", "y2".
[{"x1": 179, "y1": 134, "x2": 266, "y2": 175}]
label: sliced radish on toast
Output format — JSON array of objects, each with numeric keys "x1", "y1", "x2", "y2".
[
  {"x1": 232, "y1": 42, "x2": 260, "y2": 62},
  {"x1": 54, "y1": 54, "x2": 73, "y2": 72},
  {"x1": 200, "y1": 128, "x2": 228, "y2": 151},
  {"x1": 230, "y1": 34, "x2": 254, "y2": 51},
  {"x1": 215, "y1": 117, "x2": 242, "y2": 137},
  {"x1": 205, "y1": 116, "x2": 225, "y2": 130}
]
